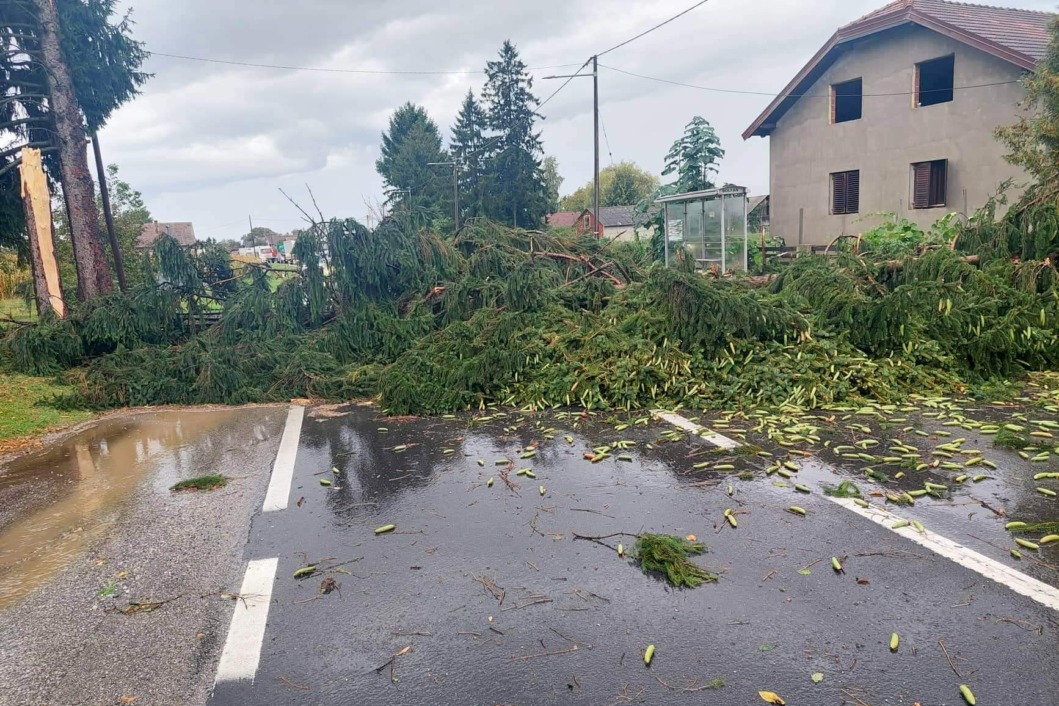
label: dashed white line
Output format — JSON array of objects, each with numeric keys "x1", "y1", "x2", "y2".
[
  {"x1": 262, "y1": 404, "x2": 304, "y2": 513},
  {"x1": 651, "y1": 410, "x2": 742, "y2": 449},
  {"x1": 214, "y1": 557, "x2": 279, "y2": 683},
  {"x1": 653, "y1": 409, "x2": 1059, "y2": 613}
]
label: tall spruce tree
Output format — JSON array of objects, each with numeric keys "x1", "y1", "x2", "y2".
[
  {"x1": 450, "y1": 90, "x2": 489, "y2": 221},
  {"x1": 376, "y1": 103, "x2": 451, "y2": 227},
  {"x1": 0, "y1": 0, "x2": 148, "y2": 301},
  {"x1": 482, "y1": 40, "x2": 546, "y2": 228}
]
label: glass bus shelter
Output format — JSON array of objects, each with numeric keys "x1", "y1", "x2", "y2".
[{"x1": 657, "y1": 186, "x2": 748, "y2": 272}]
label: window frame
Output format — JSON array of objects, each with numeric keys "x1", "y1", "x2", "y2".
[
  {"x1": 910, "y1": 159, "x2": 948, "y2": 209},
  {"x1": 830, "y1": 77, "x2": 864, "y2": 124},
  {"x1": 914, "y1": 55, "x2": 955, "y2": 108},
  {"x1": 830, "y1": 170, "x2": 860, "y2": 216}
]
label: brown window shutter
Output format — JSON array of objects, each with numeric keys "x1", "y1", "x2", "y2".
[
  {"x1": 847, "y1": 170, "x2": 859, "y2": 214},
  {"x1": 912, "y1": 162, "x2": 930, "y2": 209},
  {"x1": 832, "y1": 172, "x2": 846, "y2": 215}
]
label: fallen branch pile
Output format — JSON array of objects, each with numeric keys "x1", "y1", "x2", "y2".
[{"x1": 3, "y1": 216, "x2": 1058, "y2": 415}]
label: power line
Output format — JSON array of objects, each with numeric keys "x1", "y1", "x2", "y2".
[
  {"x1": 149, "y1": 51, "x2": 584, "y2": 76},
  {"x1": 600, "y1": 62, "x2": 1021, "y2": 99},
  {"x1": 537, "y1": 58, "x2": 593, "y2": 110},
  {"x1": 596, "y1": 0, "x2": 711, "y2": 57},
  {"x1": 600, "y1": 111, "x2": 614, "y2": 165}
]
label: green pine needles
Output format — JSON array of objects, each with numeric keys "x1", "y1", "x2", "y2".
[
  {"x1": 633, "y1": 533, "x2": 717, "y2": 588},
  {"x1": 4, "y1": 215, "x2": 1059, "y2": 416}
]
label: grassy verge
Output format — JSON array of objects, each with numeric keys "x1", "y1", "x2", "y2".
[
  {"x1": 0, "y1": 373, "x2": 94, "y2": 452},
  {"x1": 0, "y1": 297, "x2": 36, "y2": 323}
]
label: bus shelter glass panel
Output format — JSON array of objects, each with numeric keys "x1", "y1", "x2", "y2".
[
  {"x1": 684, "y1": 200, "x2": 704, "y2": 266},
  {"x1": 703, "y1": 196, "x2": 723, "y2": 270},
  {"x1": 664, "y1": 202, "x2": 685, "y2": 268},
  {"x1": 722, "y1": 193, "x2": 748, "y2": 272}
]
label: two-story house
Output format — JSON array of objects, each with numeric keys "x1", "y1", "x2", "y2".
[{"x1": 743, "y1": 0, "x2": 1054, "y2": 245}]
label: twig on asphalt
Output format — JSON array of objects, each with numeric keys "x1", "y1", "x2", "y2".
[
  {"x1": 800, "y1": 558, "x2": 825, "y2": 572},
  {"x1": 509, "y1": 645, "x2": 581, "y2": 661},
  {"x1": 277, "y1": 675, "x2": 310, "y2": 691},
  {"x1": 501, "y1": 596, "x2": 553, "y2": 611},
  {"x1": 840, "y1": 688, "x2": 874, "y2": 706},
  {"x1": 570, "y1": 508, "x2": 616, "y2": 518},
  {"x1": 938, "y1": 639, "x2": 963, "y2": 678}
]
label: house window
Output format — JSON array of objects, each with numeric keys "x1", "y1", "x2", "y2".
[
  {"x1": 831, "y1": 78, "x2": 863, "y2": 123},
  {"x1": 915, "y1": 55, "x2": 954, "y2": 107},
  {"x1": 831, "y1": 170, "x2": 860, "y2": 215},
  {"x1": 911, "y1": 159, "x2": 947, "y2": 209}
]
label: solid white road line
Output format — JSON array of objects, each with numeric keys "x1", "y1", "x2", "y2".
[
  {"x1": 828, "y1": 497, "x2": 1059, "y2": 612},
  {"x1": 262, "y1": 405, "x2": 304, "y2": 513},
  {"x1": 654, "y1": 410, "x2": 1059, "y2": 613},
  {"x1": 214, "y1": 557, "x2": 279, "y2": 683},
  {"x1": 651, "y1": 410, "x2": 742, "y2": 449}
]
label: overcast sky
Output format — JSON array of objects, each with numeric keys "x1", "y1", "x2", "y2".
[{"x1": 102, "y1": 0, "x2": 1056, "y2": 240}]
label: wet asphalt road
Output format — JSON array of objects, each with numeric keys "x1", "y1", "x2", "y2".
[
  {"x1": 210, "y1": 406, "x2": 1059, "y2": 706},
  {"x1": 0, "y1": 406, "x2": 287, "y2": 706}
]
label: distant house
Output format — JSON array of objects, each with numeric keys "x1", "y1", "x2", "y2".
[
  {"x1": 545, "y1": 211, "x2": 582, "y2": 229},
  {"x1": 575, "y1": 206, "x2": 658, "y2": 242},
  {"x1": 136, "y1": 222, "x2": 196, "y2": 249},
  {"x1": 748, "y1": 195, "x2": 770, "y2": 233},
  {"x1": 742, "y1": 0, "x2": 1053, "y2": 245}
]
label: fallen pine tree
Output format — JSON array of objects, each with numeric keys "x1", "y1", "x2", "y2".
[{"x1": 2, "y1": 216, "x2": 1058, "y2": 415}]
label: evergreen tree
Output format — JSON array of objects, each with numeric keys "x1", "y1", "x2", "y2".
[
  {"x1": 541, "y1": 156, "x2": 562, "y2": 214},
  {"x1": 0, "y1": 0, "x2": 148, "y2": 301},
  {"x1": 482, "y1": 40, "x2": 546, "y2": 228},
  {"x1": 997, "y1": 19, "x2": 1059, "y2": 189},
  {"x1": 376, "y1": 103, "x2": 451, "y2": 227},
  {"x1": 662, "y1": 116, "x2": 725, "y2": 193},
  {"x1": 450, "y1": 90, "x2": 490, "y2": 221}
]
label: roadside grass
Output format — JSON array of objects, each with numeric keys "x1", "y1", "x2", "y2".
[
  {"x1": 0, "y1": 297, "x2": 36, "y2": 322},
  {"x1": 170, "y1": 474, "x2": 229, "y2": 492},
  {"x1": 0, "y1": 373, "x2": 93, "y2": 450}
]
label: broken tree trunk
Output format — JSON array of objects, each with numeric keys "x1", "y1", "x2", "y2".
[
  {"x1": 32, "y1": 0, "x2": 112, "y2": 301},
  {"x1": 20, "y1": 147, "x2": 66, "y2": 318}
]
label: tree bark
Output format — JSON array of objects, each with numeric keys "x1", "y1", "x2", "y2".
[{"x1": 32, "y1": 0, "x2": 112, "y2": 301}]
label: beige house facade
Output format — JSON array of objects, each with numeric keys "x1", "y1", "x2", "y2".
[{"x1": 744, "y1": 0, "x2": 1053, "y2": 246}]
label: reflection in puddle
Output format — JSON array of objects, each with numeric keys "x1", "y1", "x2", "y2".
[{"x1": 0, "y1": 409, "x2": 251, "y2": 609}]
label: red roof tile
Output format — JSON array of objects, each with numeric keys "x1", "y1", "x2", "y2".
[{"x1": 546, "y1": 211, "x2": 582, "y2": 228}]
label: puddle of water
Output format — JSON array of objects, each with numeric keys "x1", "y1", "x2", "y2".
[{"x1": 0, "y1": 408, "x2": 245, "y2": 610}]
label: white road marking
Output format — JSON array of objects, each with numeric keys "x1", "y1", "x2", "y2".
[
  {"x1": 262, "y1": 405, "x2": 304, "y2": 513},
  {"x1": 828, "y1": 497, "x2": 1059, "y2": 612},
  {"x1": 214, "y1": 557, "x2": 279, "y2": 683},
  {"x1": 651, "y1": 410, "x2": 742, "y2": 449},
  {"x1": 654, "y1": 410, "x2": 1059, "y2": 613}
]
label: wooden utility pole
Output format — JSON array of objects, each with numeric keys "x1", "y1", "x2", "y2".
[
  {"x1": 543, "y1": 61, "x2": 600, "y2": 234},
  {"x1": 20, "y1": 147, "x2": 66, "y2": 318},
  {"x1": 592, "y1": 55, "x2": 600, "y2": 237},
  {"x1": 91, "y1": 133, "x2": 126, "y2": 291},
  {"x1": 33, "y1": 0, "x2": 112, "y2": 301}
]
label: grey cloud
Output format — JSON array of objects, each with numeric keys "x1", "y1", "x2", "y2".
[{"x1": 104, "y1": 0, "x2": 1056, "y2": 232}]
